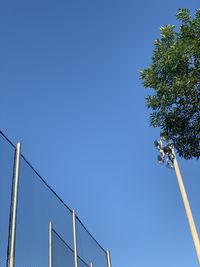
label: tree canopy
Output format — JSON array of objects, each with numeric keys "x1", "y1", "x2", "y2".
[{"x1": 140, "y1": 8, "x2": 200, "y2": 160}]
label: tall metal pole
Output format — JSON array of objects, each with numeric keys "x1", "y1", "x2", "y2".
[
  {"x1": 72, "y1": 209, "x2": 78, "y2": 267},
  {"x1": 106, "y1": 250, "x2": 112, "y2": 267},
  {"x1": 9, "y1": 143, "x2": 21, "y2": 267},
  {"x1": 173, "y1": 151, "x2": 200, "y2": 265},
  {"x1": 49, "y1": 222, "x2": 53, "y2": 267},
  {"x1": 90, "y1": 263, "x2": 93, "y2": 267},
  {"x1": 155, "y1": 139, "x2": 200, "y2": 265}
]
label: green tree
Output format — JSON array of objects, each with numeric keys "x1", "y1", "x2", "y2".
[{"x1": 140, "y1": 8, "x2": 200, "y2": 160}]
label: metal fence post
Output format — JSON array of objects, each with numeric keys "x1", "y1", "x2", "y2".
[
  {"x1": 106, "y1": 250, "x2": 112, "y2": 267},
  {"x1": 90, "y1": 263, "x2": 93, "y2": 267},
  {"x1": 9, "y1": 143, "x2": 21, "y2": 267},
  {"x1": 49, "y1": 222, "x2": 53, "y2": 267},
  {"x1": 173, "y1": 151, "x2": 200, "y2": 265},
  {"x1": 72, "y1": 209, "x2": 78, "y2": 267}
]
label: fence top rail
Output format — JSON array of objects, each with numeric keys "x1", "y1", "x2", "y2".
[{"x1": 0, "y1": 130, "x2": 107, "y2": 255}]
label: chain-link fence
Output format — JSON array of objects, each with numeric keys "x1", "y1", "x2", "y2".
[{"x1": 0, "y1": 132, "x2": 111, "y2": 267}]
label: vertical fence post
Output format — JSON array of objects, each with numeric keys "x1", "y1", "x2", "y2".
[
  {"x1": 49, "y1": 222, "x2": 53, "y2": 267},
  {"x1": 90, "y1": 263, "x2": 93, "y2": 267},
  {"x1": 72, "y1": 209, "x2": 78, "y2": 267},
  {"x1": 106, "y1": 250, "x2": 112, "y2": 267},
  {"x1": 9, "y1": 143, "x2": 21, "y2": 267}
]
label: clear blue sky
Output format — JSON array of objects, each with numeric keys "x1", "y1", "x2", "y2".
[{"x1": 1, "y1": 0, "x2": 200, "y2": 266}]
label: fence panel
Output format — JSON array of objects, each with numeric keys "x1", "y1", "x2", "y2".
[
  {"x1": 0, "y1": 132, "x2": 110, "y2": 267},
  {"x1": 0, "y1": 133, "x2": 15, "y2": 267},
  {"x1": 14, "y1": 156, "x2": 74, "y2": 267},
  {"x1": 76, "y1": 218, "x2": 107, "y2": 267},
  {"x1": 52, "y1": 228, "x2": 74, "y2": 267},
  {"x1": 78, "y1": 256, "x2": 89, "y2": 267}
]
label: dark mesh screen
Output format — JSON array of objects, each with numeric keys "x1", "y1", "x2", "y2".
[
  {"x1": 0, "y1": 132, "x2": 108, "y2": 267},
  {"x1": 76, "y1": 218, "x2": 107, "y2": 267},
  {"x1": 52, "y1": 229, "x2": 74, "y2": 267},
  {"x1": 52, "y1": 228, "x2": 90, "y2": 267},
  {"x1": 0, "y1": 134, "x2": 15, "y2": 267},
  {"x1": 14, "y1": 157, "x2": 73, "y2": 267},
  {"x1": 78, "y1": 256, "x2": 89, "y2": 267}
]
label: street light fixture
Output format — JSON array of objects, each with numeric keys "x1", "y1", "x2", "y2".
[{"x1": 155, "y1": 138, "x2": 200, "y2": 265}]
